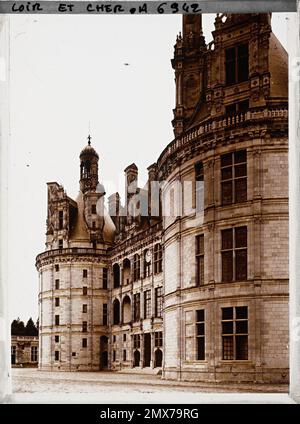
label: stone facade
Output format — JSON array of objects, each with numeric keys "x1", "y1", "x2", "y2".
[
  {"x1": 11, "y1": 336, "x2": 39, "y2": 367},
  {"x1": 36, "y1": 14, "x2": 288, "y2": 384}
]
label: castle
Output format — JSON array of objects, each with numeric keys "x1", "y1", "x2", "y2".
[{"x1": 36, "y1": 13, "x2": 289, "y2": 384}]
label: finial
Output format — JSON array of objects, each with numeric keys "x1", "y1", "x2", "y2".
[{"x1": 87, "y1": 134, "x2": 91, "y2": 146}]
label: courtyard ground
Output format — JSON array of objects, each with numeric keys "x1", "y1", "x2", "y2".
[{"x1": 6, "y1": 368, "x2": 294, "y2": 404}]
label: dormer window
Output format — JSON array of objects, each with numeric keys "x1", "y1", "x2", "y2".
[{"x1": 225, "y1": 44, "x2": 249, "y2": 85}]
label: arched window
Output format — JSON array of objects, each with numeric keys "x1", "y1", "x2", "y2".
[
  {"x1": 113, "y1": 299, "x2": 120, "y2": 325},
  {"x1": 122, "y1": 258, "x2": 131, "y2": 285},
  {"x1": 113, "y1": 263, "x2": 120, "y2": 288},
  {"x1": 154, "y1": 349, "x2": 163, "y2": 368},
  {"x1": 122, "y1": 296, "x2": 131, "y2": 324},
  {"x1": 133, "y1": 350, "x2": 140, "y2": 367}
]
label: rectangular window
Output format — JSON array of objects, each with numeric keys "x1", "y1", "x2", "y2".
[
  {"x1": 58, "y1": 210, "x2": 63, "y2": 230},
  {"x1": 55, "y1": 264, "x2": 59, "y2": 272},
  {"x1": 82, "y1": 338, "x2": 87, "y2": 348},
  {"x1": 154, "y1": 244, "x2": 163, "y2": 274},
  {"x1": 54, "y1": 351, "x2": 60, "y2": 361},
  {"x1": 144, "y1": 250, "x2": 151, "y2": 278},
  {"x1": 113, "y1": 350, "x2": 116, "y2": 362},
  {"x1": 196, "y1": 309, "x2": 205, "y2": 360},
  {"x1": 55, "y1": 279, "x2": 60, "y2": 290},
  {"x1": 113, "y1": 335, "x2": 116, "y2": 343},
  {"x1": 133, "y1": 334, "x2": 141, "y2": 349},
  {"x1": 155, "y1": 332, "x2": 163, "y2": 347},
  {"x1": 83, "y1": 269, "x2": 88, "y2": 278},
  {"x1": 196, "y1": 235, "x2": 204, "y2": 286},
  {"x1": 123, "y1": 350, "x2": 127, "y2": 361},
  {"x1": 222, "y1": 306, "x2": 248, "y2": 360},
  {"x1": 221, "y1": 227, "x2": 247, "y2": 282},
  {"x1": 133, "y1": 254, "x2": 140, "y2": 281},
  {"x1": 133, "y1": 293, "x2": 140, "y2": 322},
  {"x1": 225, "y1": 43, "x2": 249, "y2": 85},
  {"x1": 82, "y1": 321, "x2": 87, "y2": 332},
  {"x1": 55, "y1": 315, "x2": 59, "y2": 326},
  {"x1": 123, "y1": 334, "x2": 126, "y2": 342},
  {"x1": 58, "y1": 239, "x2": 63, "y2": 249},
  {"x1": 144, "y1": 290, "x2": 151, "y2": 319},
  {"x1": 226, "y1": 100, "x2": 249, "y2": 116},
  {"x1": 155, "y1": 287, "x2": 163, "y2": 318},
  {"x1": 221, "y1": 150, "x2": 247, "y2": 205},
  {"x1": 103, "y1": 268, "x2": 108, "y2": 289},
  {"x1": 91, "y1": 204, "x2": 97, "y2": 214},
  {"x1": 195, "y1": 162, "x2": 204, "y2": 212},
  {"x1": 55, "y1": 335, "x2": 59, "y2": 343},
  {"x1": 55, "y1": 297, "x2": 60, "y2": 307},
  {"x1": 83, "y1": 286, "x2": 88, "y2": 296},
  {"x1": 31, "y1": 346, "x2": 38, "y2": 362},
  {"x1": 82, "y1": 304, "x2": 87, "y2": 313},
  {"x1": 103, "y1": 304, "x2": 108, "y2": 326}
]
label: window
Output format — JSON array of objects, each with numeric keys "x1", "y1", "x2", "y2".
[
  {"x1": 155, "y1": 287, "x2": 163, "y2": 318},
  {"x1": 123, "y1": 334, "x2": 126, "y2": 342},
  {"x1": 196, "y1": 310, "x2": 205, "y2": 360},
  {"x1": 113, "y1": 335, "x2": 116, "y2": 343},
  {"x1": 123, "y1": 350, "x2": 127, "y2": 361},
  {"x1": 55, "y1": 297, "x2": 60, "y2": 307},
  {"x1": 92, "y1": 240, "x2": 97, "y2": 249},
  {"x1": 225, "y1": 43, "x2": 249, "y2": 85},
  {"x1": 83, "y1": 269, "x2": 88, "y2": 278},
  {"x1": 103, "y1": 304, "x2": 108, "y2": 326},
  {"x1": 58, "y1": 210, "x2": 63, "y2": 230},
  {"x1": 155, "y1": 332, "x2": 163, "y2": 347},
  {"x1": 31, "y1": 346, "x2": 38, "y2": 362},
  {"x1": 144, "y1": 290, "x2": 151, "y2": 319},
  {"x1": 55, "y1": 351, "x2": 60, "y2": 361},
  {"x1": 55, "y1": 264, "x2": 59, "y2": 272},
  {"x1": 154, "y1": 244, "x2": 163, "y2": 274},
  {"x1": 55, "y1": 279, "x2": 60, "y2": 290},
  {"x1": 221, "y1": 150, "x2": 247, "y2": 205},
  {"x1": 222, "y1": 306, "x2": 248, "y2": 360},
  {"x1": 226, "y1": 100, "x2": 249, "y2": 116},
  {"x1": 82, "y1": 304, "x2": 87, "y2": 313},
  {"x1": 133, "y1": 254, "x2": 140, "y2": 281},
  {"x1": 195, "y1": 162, "x2": 204, "y2": 212},
  {"x1": 82, "y1": 338, "x2": 87, "y2": 348},
  {"x1": 196, "y1": 235, "x2": 204, "y2": 286},
  {"x1": 55, "y1": 315, "x2": 59, "y2": 326},
  {"x1": 221, "y1": 226, "x2": 247, "y2": 282},
  {"x1": 92, "y1": 221, "x2": 96, "y2": 230},
  {"x1": 133, "y1": 334, "x2": 140, "y2": 349},
  {"x1": 133, "y1": 293, "x2": 140, "y2": 322},
  {"x1": 82, "y1": 321, "x2": 87, "y2": 332},
  {"x1": 72, "y1": 352, "x2": 76, "y2": 357},
  {"x1": 103, "y1": 268, "x2": 108, "y2": 289},
  {"x1": 58, "y1": 239, "x2": 63, "y2": 249},
  {"x1": 144, "y1": 250, "x2": 151, "y2": 278},
  {"x1": 113, "y1": 350, "x2": 116, "y2": 362},
  {"x1": 55, "y1": 335, "x2": 59, "y2": 343},
  {"x1": 83, "y1": 286, "x2": 88, "y2": 296},
  {"x1": 91, "y1": 204, "x2": 97, "y2": 214}
]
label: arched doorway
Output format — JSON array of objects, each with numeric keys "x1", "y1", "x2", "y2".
[
  {"x1": 113, "y1": 299, "x2": 120, "y2": 325},
  {"x1": 122, "y1": 295, "x2": 131, "y2": 324},
  {"x1": 154, "y1": 348, "x2": 163, "y2": 367},
  {"x1": 133, "y1": 350, "x2": 140, "y2": 367},
  {"x1": 100, "y1": 336, "x2": 108, "y2": 370}
]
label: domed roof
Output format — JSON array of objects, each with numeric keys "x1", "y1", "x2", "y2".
[{"x1": 80, "y1": 136, "x2": 99, "y2": 159}]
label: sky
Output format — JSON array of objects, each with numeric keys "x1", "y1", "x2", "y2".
[{"x1": 7, "y1": 13, "x2": 290, "y2": 323}]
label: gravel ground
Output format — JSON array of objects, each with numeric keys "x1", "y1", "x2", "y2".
[{"x1": 7, "y1": 368, "x2": 293, "y2": 404}]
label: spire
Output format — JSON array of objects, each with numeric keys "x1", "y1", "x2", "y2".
[{"x1": 87, "y1": 134, "x2": 91, "y2": 146}]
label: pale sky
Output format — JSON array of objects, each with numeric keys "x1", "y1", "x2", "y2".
[{"x1": 7, "y1": 13, "x2": 290, "y2": 323}]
